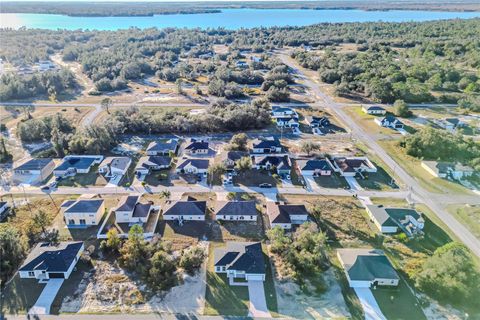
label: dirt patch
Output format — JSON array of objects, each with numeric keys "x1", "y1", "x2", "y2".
[
  {"x1": 275, "y1": 268, "x2": 350, "y2": 319},
  {"x1": 60, "y1": 243, "x2": 207, "y2": 314}
]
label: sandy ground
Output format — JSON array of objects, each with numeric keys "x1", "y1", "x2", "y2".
[
  {"x1": 421, "y1": 295, "x2": 465, "y2": 320},
  {"x1": 275, "y1": 268, "x2": 350, "y2": 319},
  {"x1": 60, "y1": 245, "x2": 207, "y2": 314}
]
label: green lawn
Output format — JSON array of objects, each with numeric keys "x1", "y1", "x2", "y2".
[
  {"x1": 1, "y1": 276, "x2": 45, "y2": 315},
  {"x1": 204, "y1": 243, "x2": 249, "y2": 316},
  {"x1": 447, "y1": 204, "x2": 480, "y2": 240},
  {"x1": 373, "y1": 280, "x2": 426, "y2": 320},
  {"x1": 315, "y1": 173, "x2": 349, "y2": 189},
  {"x1": 57, "y1": 166, "x2": 107, "y2": 187},
  {"x1": 233, "y1": 169, "x2": 279, "y2": 187},
  {"x1": 262, "y1": 245, "x2": 279, "y2": 316},
  {"x1": 356, "y1": 163, "x2": 398, "y2": 191},
  {"x1": 378, "y1": 140, "x2": 473, "y2": 195}
]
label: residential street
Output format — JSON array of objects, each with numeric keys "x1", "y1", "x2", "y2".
[{"x1": 278, "y1": 52, "x2": 480, "y2": 258}]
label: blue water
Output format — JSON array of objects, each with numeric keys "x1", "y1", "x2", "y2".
[{"x1": 1, "y1": 9, "x2": 479, "y2": 30}]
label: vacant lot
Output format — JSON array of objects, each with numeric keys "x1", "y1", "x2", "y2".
[
  {"x1": 447, "y1": 204, "x2": 480, "y2": 240},
  {"x1": 356, "y1": 163, "x2": 398, "y2": 191},
  {"x1": 373, "y1": 280, "x2": 426, "y2": 320}
]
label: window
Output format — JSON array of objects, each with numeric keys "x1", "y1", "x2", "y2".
[
  {"x1": 28, "y1": 271, "x2": 34, "y2": 277},
  {"x1": 79, "y1": 219, "x2": 86, "y2": 225},
  {"x1": 68, "y1": 219, "x2": 75, "y2": 225}
]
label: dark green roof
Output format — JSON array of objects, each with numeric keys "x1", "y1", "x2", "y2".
[{"x1": 348, "y1": 255, "x2": 399, "y2": 281}]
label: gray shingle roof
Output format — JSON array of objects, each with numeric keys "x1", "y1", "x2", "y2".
[
  {"x1": 64, "y1": 199, "x2": 104, "y2": 214},
  {"x1": 297, "y1": 159, "x2": 332, "y2": 171},
  {"x1": 163, "y1": 200, "x2": 207, "y2": 216},
  {"x1": 100, "y1": 157, "x2": 131, "y2": 171},
  {"x1": 55, "y1": 157, "x2": 97, "y2": 171},
  {"x1": 185, "y1": 139, "x2": 209, "y2": 151},
  {"x1": 252, "y1": 137, "x2": 282, "y2": 149},
  {"x1": 132, "y1": 203, "x2": 152, "y2": 218},
  {"x1": 338, "y1": 248, "x2": 399, "y2": 282},
  {"x1": 267, "y1": 203, "x2": 309, "y2": 224},
  {"x1": 214, "y1": 242, "x2": 265, "y2": 274},
  {"x1": 136, "y1": 156, "x2": 172, "y2": 169},
  {"x1": 20, "y1": 242, "x2": 83, "y2": 273},
  {"x1": 146, "y1": 139, "x2": 178, "y2": 153},
  {"x1": 176, "y1": 159, "x2": 209, "y2": 170},
  {"x1": 14, "y1": 158, "x2": 53, "y2": 171},
  {"x1": 116, "y1": 195, "x2": 139, "y2": 212},
  {"x1": 254, "y1": 155, "x2": 290, "y2": 170},
  {"x1": 215, "y1": 201, "x2": 258, "y2": 217}
]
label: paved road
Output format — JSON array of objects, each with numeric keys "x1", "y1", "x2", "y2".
[{"x1": 279, "y1": 53, "x2": 480, "y2": 258}]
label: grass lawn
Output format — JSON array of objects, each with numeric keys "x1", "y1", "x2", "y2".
[
  {"x1": 356, "y1": 163, "x2": 398, "y2": 191},
  {"x1": 57, "y1": 167, "x2": 108, "y2": 187},
  {"x1": 262, "y1": 244, "x2": 279, "y2": 316},
  {"x1": 447, "y1": 204, "x2": 480, "y2": 240},
  {"x1": 344, "y1": 107, "x2": 401, "y2": 135},
  {"x1": 0, "y1": 276, "x2": 45, "y2": 315},
  {"x1": 315, "y1": 173, "x2": 349, "y2": 189},
  {"x1": 378, "y1": 139, "x2": 473, "y2": 195},
  {"x1": 233, "y1": 169, "x2": 279, "y2": 187},
  {"x1": 372, "y1": 279, "x2": 426, "y2": 320},
  {"x1": 144, "y1": 169, "x2": 172, "y2": 187},
  {"x1": 204, "y1": 242, "x2": 249, "y2": 316}
]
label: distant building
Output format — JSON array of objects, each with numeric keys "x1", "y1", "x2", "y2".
[
  {"x1": 98, "y1": 157, "x2": 131, "y2": 177},
  {"x1": 19, "y1": 242, "x2": 84, "y2": 280},
  {"x1": 296, "y1": 158, "x2": 332, "y2": 177},
  {"x1": 374, "y1": 115, "x2": 404, "y2": 129},
  {"x1": 421, "y1": 161, "x2": 475, "y2": 180},
  {"x1": 365, "y1": 205, "x2": 424, "y2": 236},
  {"x1": 327, "y1": 156, "x2": 377, "y2": 177},
  {"x1": 162, "y1": 198, "x2": 207, "y2": 221},
  {"x1": 13, "y1": 158, "x2": 55, "y2": 185},
  {"x1": 61, "y1": 199, "x2": 105, "y2": 227},
  {"x1": 135, "y1": 156, "x2": 172, "y2": 177},
  {"x1": 305, "y1": 116, "x2": 330, "y2": 128},
  {"x1": 214, "y1": 242, "x2": 266, "y2": 284},
  {"x1": 114, "y1": 195, "x2": 154, "y2": 224},
  {"x1": 271, "y1": 106, "x2": 297, "y2": 118},
  {"x1": 146, "y1": 139, "x2": 179, "y2": 156},
  {"x1": 54, "y1": 155, "x2": 103, "y2": 177},
  {"x1": 215, "y1": 200, "x2": 258, "y2": 221},
  {"x1": 337, "y1": 248, "x2": 399, "y2": 288},
  {"x1": 184, "y1": 139, "x2": 209, "y2": 155},
  {"x1": 432, "y1": 118, "x2": 466, "y2": 132},
  {"x1": 0, "y1": 201, "x2": 9, "y2": 221},
  {"x1": 362, "y1": 106, "x2": 386, "y2": 115},
  {"x1": 253, "y1": 155, "x2": 291, "y2": 176},
  {"x1": 220, "y1": 151, "x2": 249, "y2": 171},
  {"x1": 251, "y1": 137, "x2": 284, "y2": 154},
  {"x1": 266, "y1": 202, "x2": 309, "y2": 229},
  {"x1": 176, "y1": 158, "x2": 209, "y2": 176}
]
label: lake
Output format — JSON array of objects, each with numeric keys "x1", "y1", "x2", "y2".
[{"x1": 1, "y1": 9, "x2": 479, "y2": 30}]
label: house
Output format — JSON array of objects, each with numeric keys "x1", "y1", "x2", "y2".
[
  {"x1": 19, "y1": 241, "x2": 84, "y2": 280},
  {"x1": 98, "y1": 157, "x2": 131, "y2": 177},
  {"x1": 305, "y1": 116, "x2": 330, "y2": 128},
  {"x1": 365, "y1": 205, "x2": 424, "y2": 236},
  {"x1": 0, "y1": 201, "x2": 9, "y2": 221},
  {"x1": 251, "y1": 137, "x2": 284, "y2": 154},
  {"x1": 296, "y1": 158, "x2": 332, "y2": 176},
  {"x1": 327, "y1": 156, "x2": 377, "y2": 177},
  {"x1": 184, "y1": 139, "x2": 209, "y2": 155},
  {"x1": 374, "y1": 115, "x2": 404, "y2": 129},
  {"x1": 214, "y1": 242, "x2": 266, "y2": 284},
  {"x1": 274, "y1": 116, "x2": 299, "y2": 128},
  {"x1": 433, "y1": 118, "x2": 465, "y2": 132},
  {"x1": 12, "y1": 158, "x2": 55, "y2": 185},
  {"x1": 253, "y1": 155, "x2": 291, "y2": 176},
  {"x1": 114, "y1": 195, "x2": 154, "y2": 224},
  {"x1": 135, "y1": 156, "x2": 172, "y2": 177},
  {"x1": 421, "y1": 161, "x2": 475, "y2": 180},
  {"x1": 215, "y1": 201, "x2": 258, "y2": 221},
  {"x1": 266, "y1": 202, "x2": 309, "y2": 229},
  {"x1": 176, "y1": 158, "x2": 209, "y2": 176},
  {"x1": 236, "y1": 61, "x2": 249, "y2": 69},
  {"x1": 54, "y1": 155, "x2": 103, "y2": 177},
  {"x1": 62, "y1": 199, "x2": 105, "y2": 227},
  {"x1": 362, "y1": 105, "x2": 386, "y2": 115},
  {"x1": 220, "y1": 151, "x2": 249, "y2": 171},
  {"x1": 146, "y1": 139, "x2": 179, "y2": 156},
  {"x1": 271, "y1": 106, "x2": 297, "y2": 118},
  {"x1": 337, "y1": 248, "x2": 399, "y2": 288},
  {"x1": 162, "y1": 198, "x2": 207, "y2": 221}
]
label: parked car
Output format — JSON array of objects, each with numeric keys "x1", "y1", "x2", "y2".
[{"x1": 259, "y1": 183, "x2": 273, "y2": 188}]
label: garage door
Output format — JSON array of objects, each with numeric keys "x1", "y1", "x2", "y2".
[{"x1": 48, "y1": 272, "x2": 65, "y2": 278}]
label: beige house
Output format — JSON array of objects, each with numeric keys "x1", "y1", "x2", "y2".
[{"x1": 61, "y1": 199, "x2": 105, "y2": 227}]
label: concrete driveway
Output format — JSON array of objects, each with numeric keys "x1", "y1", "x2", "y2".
[
  {"x1": 247, "y1": 280, "x2": 271, "y2": 318},
  {"x1": 353, "y1": 288, "x2": 386, "y2": 320},
  {"x1": 344, "y1": 176, "x2": 364, "y2": 191},
  {"x1": 29, "y1": 279, "x2": 65, "y2": 315}
]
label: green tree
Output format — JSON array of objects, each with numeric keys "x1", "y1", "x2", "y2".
[
  {"x1": 32, "y1": 210, "x2": 50, "y2": 234},
  {"x1": 393, "y1": 99, "x2": 411, "y2": 117},
  {"x1": 179, "y1": 245, "x2": 205, "y2": 275},
  {"x1": 0, "y1": 225, "x2": 27, "y2": 284},
  {"x1": 300, "y1": 141, "x2": 321, "y2": 156},
  {"x1": 234, "y1": 156, "x2": 252, "y2": 174},
  {"x1": 101, "y1": 97, "x2": 112, "y2": 114},
  {"x1": 414, "y1": 242, "x2": 480, "y2": 306},
  {"x1": 0, "y1": 137, "x2": 12, "y2": 163},
  {"x1": 119, "y1": 224, "x2": 148, "y2": 271},
  {"x1": 207, "y1": 163, "x2": 226, "y2": 186},
  {"x1": 228, "y1": 133, "x2": 248, "y2": 151},
  {"x1": 148, "y1": 250, "x2": 177, "y2": 290},
  {"x1": 105, "y1": 228, "x2": 121, "y2": 252}
]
